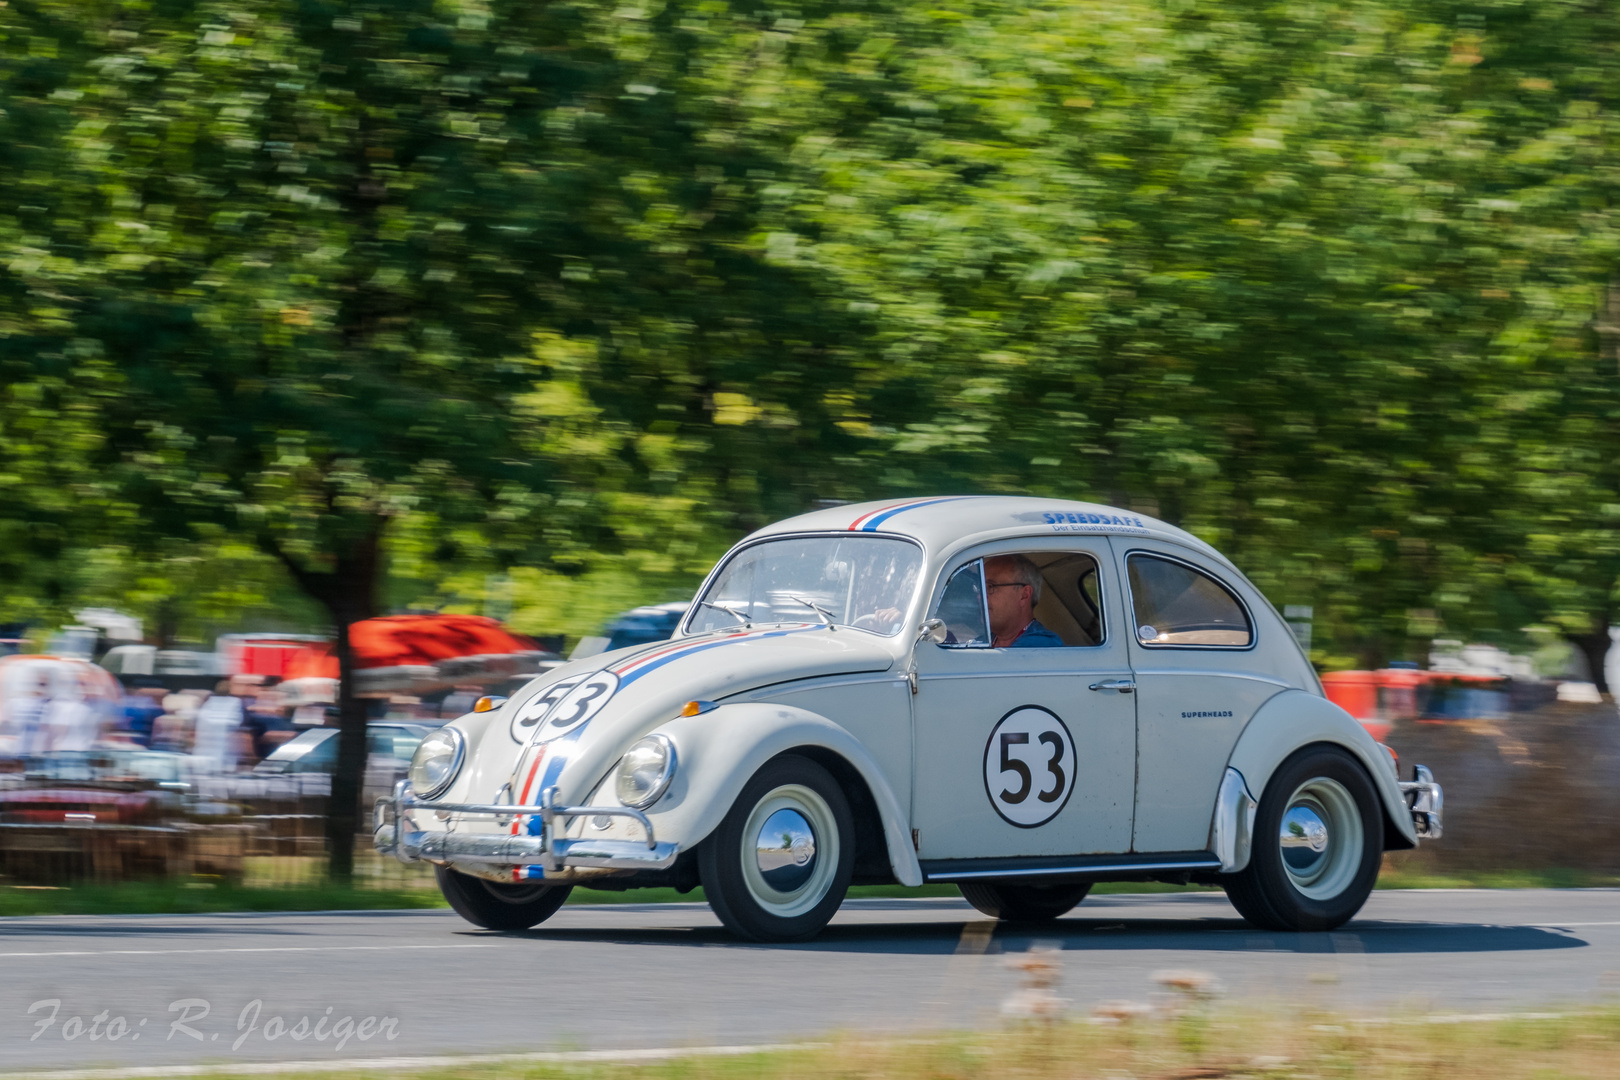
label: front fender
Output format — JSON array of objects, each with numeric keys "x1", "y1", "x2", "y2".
[
  {"x1": 1222, "y1": 690, "x2": 1417, "y2": 854},
  {"x1": 636, "y1": 702, "x2": 923, "y2": 887}
]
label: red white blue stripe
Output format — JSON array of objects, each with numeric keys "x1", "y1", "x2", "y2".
[
  {"x1": 612, "y1": 624, "x2": 820, "y2": 687},
  {"x1": 511, "y1": 623, "x2": 821, "y2": 879},
  {"x1": 846, "y1": 496, "x2": 979, "y2": 532}
]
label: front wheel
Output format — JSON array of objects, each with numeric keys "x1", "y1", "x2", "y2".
[
  {"x1": 435, "y1": 866, "x2": 572, "y2": 931},
  {"x1": 959, "y1": 881, "x2": 1091, "y2": 922},
  {"x1": 699, "y1": 754, "x2": 854, "y2": 942},
  {"x1": 1223, "y1": 745, "x2": 1382, "y2": 932}
]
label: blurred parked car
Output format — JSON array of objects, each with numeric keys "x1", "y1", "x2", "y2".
[
  {"x1": 0, "y1": 749, "x2": 243, "y2": 882},
  {"x1": 249, "y1": 722, "x2": 432, "y2": 805},
  {"x1": 605, "y1": 602, "x2": 691, "y2": 650}
]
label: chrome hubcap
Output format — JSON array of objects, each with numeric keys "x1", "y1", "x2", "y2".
[
  {"x1": 739, "y1": 784, "x2": 840, "y2": 919},
  {"x1": 1279, "y1": 806, "x2": 1330, "y2": 874},
  {"x1": 1278, "y1": 777, "x2": 1363, "y2": 901},
  {"x1": 755, "y1": 808, "x2": 817, "y2": 892}
]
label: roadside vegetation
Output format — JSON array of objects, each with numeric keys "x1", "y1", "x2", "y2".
[{"x1": 137, "y1": 1008, "x2": 1620, "y2": 1080}]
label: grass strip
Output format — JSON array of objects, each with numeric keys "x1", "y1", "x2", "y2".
[
  {"x1": 19, "y1": 1007, "x2": 1619, "y2": 1080},
  {"x1": 0, "y1": 881, "x2": 446, "y2": 918}
]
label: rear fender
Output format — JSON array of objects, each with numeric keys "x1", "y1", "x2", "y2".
[{"x1": 1218, "y1": 690, "x2": 1416, "y2": 865}]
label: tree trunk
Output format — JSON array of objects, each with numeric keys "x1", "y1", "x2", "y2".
[
  {"x1": 320, "y1": 539, "x2": 383, "y2": 884},
  {"x1": 326, "y1": 608, "x2": 372, "y2": 882},
  {"x1": 261, "y1": 523, "x2": 383, "y2": 884},
  {"x1": 1570, "y1": 627, "x2": 1613, "y2": 697}
]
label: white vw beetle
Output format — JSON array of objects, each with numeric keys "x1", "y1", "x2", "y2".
[{"x1": 377, "y1": 497, "x2": 1442, "y2": 941}]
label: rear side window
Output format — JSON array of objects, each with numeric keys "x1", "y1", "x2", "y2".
[{"x1": 1128, "y1": 554, "x2": 1252, "y2": 647}]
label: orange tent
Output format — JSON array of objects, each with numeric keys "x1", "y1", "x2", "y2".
[{"x1": 281, "y1": 615, "x2": 553, "y2": 700}]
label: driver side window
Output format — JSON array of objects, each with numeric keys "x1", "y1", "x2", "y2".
[
  {"x1": 934, "y1": 562, "x2": 990, "y2": 647},
  {"x1": 929, "y1": 551, "x2": 1105, "y2": 648}
]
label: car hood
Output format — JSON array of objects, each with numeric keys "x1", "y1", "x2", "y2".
[{"x1": 454, "y1": 624, "x2": 898, "y2": 809}]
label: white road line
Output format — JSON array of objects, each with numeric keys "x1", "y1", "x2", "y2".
[
  {"x1": 0, "y1": 943, "x2": 499, "y2": 959},
  {"x1": 2, "y1": 1041, "x2": 815, "y2": 1080}
]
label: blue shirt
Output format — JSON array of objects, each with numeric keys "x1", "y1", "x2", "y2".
[{"x1": 1008, "y1": 619, "x2": 1064, "y2": 648}]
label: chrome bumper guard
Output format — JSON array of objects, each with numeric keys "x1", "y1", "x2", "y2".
[
  {"x1": 1398, "y1": 764, "x2": 1443, "y2": 840},
  {"x1": 373, "y1": 781, "x2": 678, "y2": 873}
]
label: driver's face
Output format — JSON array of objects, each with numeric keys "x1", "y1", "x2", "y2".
[{"x1": 983, "y1": 557, "x2": 1033, "y2": 641}]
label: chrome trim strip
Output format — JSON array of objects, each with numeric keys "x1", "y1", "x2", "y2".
[
  {"x1": 916, "y1": 670, "x2": 1136, "y2": 682},
  {"x1": 1127, "y1": 669, "x2": 1295, "y2": 689},
  {"x1": 1211, "y1": 767, "x2": 1258, "y2": 872},
  {"x1": 924, "y1": 857, "x2": 1221, "y2": 882}
]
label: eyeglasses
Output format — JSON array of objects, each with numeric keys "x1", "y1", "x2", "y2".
[{"x1": 986, "y1": 582, "x2": 1029, "y2": 590}]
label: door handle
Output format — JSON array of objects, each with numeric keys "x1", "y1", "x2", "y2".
[{"x1": 1088, "y1": 679, "x2": 1136, "y2": 693}]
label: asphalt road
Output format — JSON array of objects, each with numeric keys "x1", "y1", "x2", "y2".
[{"x1": 3, "y1": 889, "x2": 1618, "y2": 1074}]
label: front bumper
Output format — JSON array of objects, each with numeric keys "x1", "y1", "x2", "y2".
[
  {"x1": 373, "y1": 782, "x2": 678, "y2": 874},
  {"x1": 1398, "y1": 764, "x2": 1443, "y2": 840}
]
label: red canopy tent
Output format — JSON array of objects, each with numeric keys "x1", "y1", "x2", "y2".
[{"x1": 280, "y1": 615, "x2": 553, "y2": 702}]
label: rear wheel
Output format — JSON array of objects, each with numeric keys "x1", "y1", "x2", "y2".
[
  {"x1": 699, "y1": 754, "x2": 854, "y2": 942},
  {"x1": 1224, "y1": 745, "x2": 1382, "y2": 932},
  {"x1": 435, "y1": 866, "x2": 572, "y2": 931},
  {"x1": 959, "y1": 881, "x2": 1091, "y2": 922}
]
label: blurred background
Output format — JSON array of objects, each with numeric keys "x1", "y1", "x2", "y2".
[{"x1": 2, "y1": 0, "x2": 1618, "y2": 899}]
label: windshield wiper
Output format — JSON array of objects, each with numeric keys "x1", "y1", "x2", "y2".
[
  {"x1": 698, "y1": 600, "x2": 751, "y2": 628},
  {"x1": 788, "y1": 595, "x2": 837, "y2": 628}
]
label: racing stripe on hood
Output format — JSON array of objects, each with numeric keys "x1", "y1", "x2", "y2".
[
  {"x1": 612, "y1": 623, "x2": 820, "y2": 687},
  {"x1": 526, "y1": 625, "x2": 823, "y2": 821},
  {"x1": 511, "y1": 623, "x2": 828, "y2": 880}
]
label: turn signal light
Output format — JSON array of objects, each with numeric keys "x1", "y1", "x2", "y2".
[
  {"x1": 680, "y1": 700, "x2": 718, "y2": 717},
  {"x1": 473, "y1": 696, "x2": 506, "y2": 713}
]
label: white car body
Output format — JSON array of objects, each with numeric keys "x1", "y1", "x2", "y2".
[{"x1": 379, "y1": 496, "x2": 1440, "y2": 912}]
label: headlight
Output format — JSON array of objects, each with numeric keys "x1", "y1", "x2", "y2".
[
  {"x1": 615, "y1": 735, "x2": 677, "y2": 809},
  {"x1": 408, "y1": 727, "x2": 465, "y2": 799}
]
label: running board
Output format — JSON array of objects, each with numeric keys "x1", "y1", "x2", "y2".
[{"x1": 920, "y1": 851, "x2": 1221, "y2": 883}]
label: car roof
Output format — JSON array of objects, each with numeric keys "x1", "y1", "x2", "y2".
[{"x1": 745, "y1": 495, "x2": 1228, "y2": 565}]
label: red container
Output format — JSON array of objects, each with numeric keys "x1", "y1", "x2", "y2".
[
  {"x1": 1320, "y1": 671, "x2": 1388, "y2": 741},
  {"x1": 219, "y1": 634, "x2": 327, "y2": 679}
]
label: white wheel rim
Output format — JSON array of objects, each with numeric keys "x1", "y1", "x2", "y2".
[
  {"x1": 1279, "y1": 776, "x2": 1363, "y2": 901},
  {"x1": 739, "y1": 784, "x2": 839, "y2": 919}
]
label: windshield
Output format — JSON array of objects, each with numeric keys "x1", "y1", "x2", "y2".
[{"x1": 687, "y1": 536, "x2": 924, "y2": 636}]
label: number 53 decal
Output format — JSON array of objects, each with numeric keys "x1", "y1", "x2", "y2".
[
  {"x1": 982, "y1": 705, "x2": 1076, "y2": 827},
  {"x1": 509, "y1": 671, "x2": 621, "y2": 743}
]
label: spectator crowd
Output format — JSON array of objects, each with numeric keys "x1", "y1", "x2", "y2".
[{"x1": 0, "y1": 672, "x2": 306, "y2": 769}]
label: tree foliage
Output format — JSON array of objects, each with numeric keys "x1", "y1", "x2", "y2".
[{"x1": 4, "y1": 2, "x2": 1620, "y2": 769}]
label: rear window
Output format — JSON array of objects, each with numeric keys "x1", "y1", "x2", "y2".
[{"x1": 1127, "y1": 554, "x2": 1252, "y2": 647}]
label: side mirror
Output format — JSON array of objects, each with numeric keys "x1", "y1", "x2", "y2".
[{"x1": 918, "y1": 619, "x2": 948, "y2": 645}]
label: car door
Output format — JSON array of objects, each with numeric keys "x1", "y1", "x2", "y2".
[
  {"x1": 910, "y1": 538, "x2": 1136, "y2": 861},
  {"x1": 1115, "y1": 540, "x2": 1290, "y2": 853}
]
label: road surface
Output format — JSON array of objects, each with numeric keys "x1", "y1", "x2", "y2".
[{"x1": 2, "y1": 889, "x2": 1617, "y2": 1073}]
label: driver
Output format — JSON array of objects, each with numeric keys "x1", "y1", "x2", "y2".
[{"x1": 985, "y1": 555, "x2": 1063, "y2": 648}]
